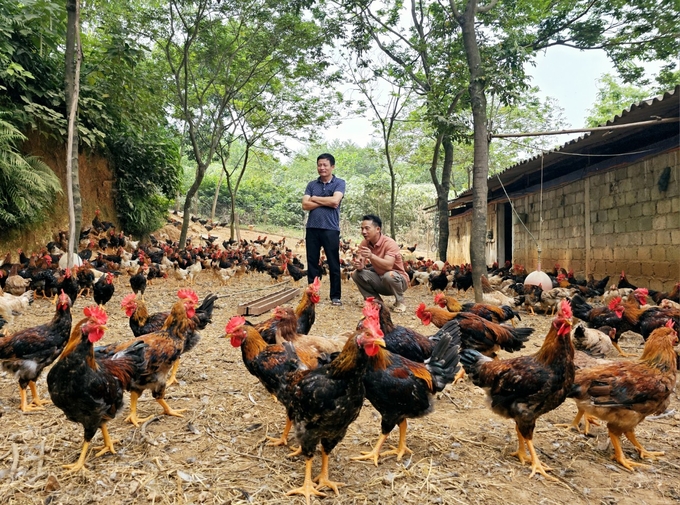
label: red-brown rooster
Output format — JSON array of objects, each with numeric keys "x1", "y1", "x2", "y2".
[
  {"x1": 0, "y1": 291, "x2": 72, "y2": 411},
  {"x1": 416, "y1": 302, "x2": 532, "y2": 358},
  {"x1": 120, "y1": 291, "x2": 217, "y2": 385},
  {"x1": 95, "y1": 290, "x2": 199, "y2": 425},
  {"x1": 460, "y1": 300, "x2": 575, "y2": 480},
  {"x1": 225, "y1": 314, "x2": 337, "y2": 449},
  {"x1": 251, "y1": 277, "x2": 320, "y2": 344},
  {"x1": 47, "y1": 305, "x2": 147, "y2": 471},
  {"x1": 278, "y1": 305, "x2": 385, "y2": 504},
  {"x1": 352, "y1": 310, "x2": 461, "y2": 465},
  {"x1": 566, "y1": 321, "x2": 678, "y2": 470},
  {"x1": 434, "y1": 292, "x2": 520, "y2": 325}
]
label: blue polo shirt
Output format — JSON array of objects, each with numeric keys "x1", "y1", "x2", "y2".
[{"x1": 304, "y1": 175, "x2": 345, "y2": 231}]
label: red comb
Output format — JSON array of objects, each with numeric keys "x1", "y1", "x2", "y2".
[
  {"x1": 362, "y1": 312, "x2": 384, "y2": 339},
  {"x1": 557, "y1": 299, "x2": 572, "y2": 319},
  {"x1": 83, "y1": 305, "x2": 108, "y2": 325},
  {"x1": 225, "y1": 316, "x2": 246, "y2": 334},
  {"x1": 665, "y1": 319, "x2": 675, "y2": 329},
  {"x1": 434, "y1": 293, "x2": 445, "y2": 304},
  {"x1": 415, "y1": 302, "x2": 427, "y2": 319},
  {"x1": 607, "y1": 296, "x2": 622, "y2": 310},
  {"x1": 312, "y1": 277, "x2": 321, "y2": 290},
  {"x1": 177, "y1": 289, "x2": 199, "y2": 304},
  {"x1": 121, "y1": 293, "x2": 137, "y2": 307},
  {"x1": 362, "y1": 299, "x2": 379, "y2": 319}
]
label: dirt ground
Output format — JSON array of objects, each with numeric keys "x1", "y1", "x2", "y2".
[{"x1": 1, "y1": 228, "x2": 679, "y2": 505}]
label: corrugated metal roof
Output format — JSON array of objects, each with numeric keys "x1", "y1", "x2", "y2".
[{"x1": 449, "y1": 84, "x2": 680, "y2": 209}]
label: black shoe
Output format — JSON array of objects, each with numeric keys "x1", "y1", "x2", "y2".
[{"x1": 331, "y1": 299, "x2": 343, "y2": 306}]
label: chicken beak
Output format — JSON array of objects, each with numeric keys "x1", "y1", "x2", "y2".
[{"x1": 374, "y1": 338, "x2": 386, "y2": 348}]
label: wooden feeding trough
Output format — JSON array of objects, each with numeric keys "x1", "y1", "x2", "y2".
[{"x1": 236, "y1": 287, "x2": 300, "y2": 316}]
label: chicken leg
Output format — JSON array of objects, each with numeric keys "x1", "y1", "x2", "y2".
[
  {"x1": 526, "y1": 438, "x2": 556, "y2": 481},
  {"x1": 286, "y1": 458, "x2": 326, "y2": 505},
  {"x1": 555, "y1": 408, "x2": 600, "y2": 435},
  {"x1": 266, "y1": 417, "x2": 292, "y2": 447},
  {"x1": 351, "y1": 433, "x2": 389, "y2": 466},
  {"x1": 156, "y1": 398, "x2": 186, "y2": 418},
  {"x1": 93, "y1": 423, "x2": 116, "y2": 457},
  {"x1": 509, "y1": 425, "x2": 530, "y2": 465},
  {"x1": 313, "y1": 449, "x2": 343, "y2": 496},
  {"x1": 19, "y1": 383, "x2": 47, "y2": 412},
  {"x1": 166, "y1": 359, "x2": 181, "y2": 387},
  {"x1": 609, "y1": 429, "x2": 649, "y2": 471},
  {"x1": 63, "y1": 441, "x2": 90, "y2": 472},
  {"x1": 124, "y1": 391, "x2": 154, "y2": 426},
  {"x1": 625, "y1": 430, "x2": 664, "y2": 460},
  {"x1": 377, "y1": 420, "x2": 413, "y2": 461}
]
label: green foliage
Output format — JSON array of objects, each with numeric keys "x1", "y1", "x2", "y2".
[
  {"x1": 0, "y1": 117, "x2": 62, "y2": 228},
  {"x1": 107, "y1": 126, "x2": 180, "y2": 237},
  {"x1": 585, "y1": 74, "x2": 655, "y2": 127}
]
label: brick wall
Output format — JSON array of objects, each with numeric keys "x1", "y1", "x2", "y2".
[{"x1": 510, "y1": 148, "x2": 679, "y2": 291}]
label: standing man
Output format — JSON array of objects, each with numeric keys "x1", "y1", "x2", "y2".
[
  {"x1": 302, "y1": 153, "x2": 345, "y2": 306},
  {"x1": 351, "y1": 214, "x2": 409, "y2": 312}
]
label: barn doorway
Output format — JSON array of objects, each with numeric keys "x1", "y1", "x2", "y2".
[{"x1": 497, "y1": 203, "x2": 513, "y2": 265}]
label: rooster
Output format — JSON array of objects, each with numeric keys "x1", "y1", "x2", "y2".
[
  {"x1": 279, "y1": 305, "x2": 385, "y2": 504},
  {"x1": 47, "y1": 305, "x2": 147, "y2": 472},
  {"x1": 225, "y1": 315, "x2": 338, "y2": 448},
  {"x1": 416, "y1": 302, "x2": 532, "y2": 358},
  {"x1": 566, "y1": 321, "x2": 678, "y2": 470},
  {"x1": 460, "y1": 300, "x2": 575, "y2": 480},
  {"x1": 0, "y1": 291, "x2": 72, "y2": 411},
  {"x1": 252, "y1": 277, "x2": 321, "y2": 344},
  {"x1": 95, "y1": 291, "x2": 199, "y2": 425},
  {"x1": 118, "y1": 291, "x2": 216, "y2": 386},
  {"x1": 434, "y1": 293, "x2": 520, "y2": 325},
  {"x1": 93, "y1": 272, "x2": 115, "y2": 307},
  {"x1": 352, "y1": 316, "x2": 461, "y2": 466}
]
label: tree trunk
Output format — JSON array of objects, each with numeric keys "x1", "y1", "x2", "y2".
[
  {"x1": 210, "y1": 168, "x2": 224, "y2": 222},
  {"x1": 179, "y1": 163, "x2": 208, "y2": 248},
  {"x1": 65, "y1": 0, "x2": 82, "y2": 266},
  {"x1": 385, "y1": 146, "x2": 397, "y2": 239},
  {"x1": 458, "y1": 0, "x2": 491, "y2": 302},
  {"x1": 439, "y1": 135, "x2": 454, "y2": 260}
]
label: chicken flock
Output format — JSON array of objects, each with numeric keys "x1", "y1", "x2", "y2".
[{"x1": 1, "y1": 215, "x2": 679, "y2": 503}]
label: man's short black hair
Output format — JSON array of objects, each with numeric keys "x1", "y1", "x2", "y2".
[
  {"x1": 317, "y1": 153, "x2": 335, "y2": 166},
  {"x1": 362, "y1": 214, "x2": 382, "y2": 228}
]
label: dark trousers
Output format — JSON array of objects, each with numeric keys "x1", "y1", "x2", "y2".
[{"x1": 305, "y1": 228, "x2": 341, "y2": 300}]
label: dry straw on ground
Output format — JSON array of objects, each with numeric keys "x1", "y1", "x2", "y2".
[{"x1": 1, "y1": 246, "x2": 679, "y2": 504}]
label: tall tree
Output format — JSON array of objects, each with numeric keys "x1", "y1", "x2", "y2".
[
  {"x1": 155, "y1": 0, "x2": 337, "y2": 248},
  {"x1": 343, "y1": 61, "x2": 413, "y2": 238},
  {"x1": 341, "y1": 0, "x2": 678, "y2": 300},
  {"x1": 64, "y1": 0, "x2": 82, "y2": 266}
]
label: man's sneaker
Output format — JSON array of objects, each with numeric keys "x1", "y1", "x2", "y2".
[
  {"x1": 331, "y1": 299, "x2": 343, "y2": 306},
  {"x1": 392, "y1": 302, "x2": 406, "y2": 313}
]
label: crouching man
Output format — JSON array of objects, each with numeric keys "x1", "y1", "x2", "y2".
[{"x1": 351, "y1": 214, "x2": 409, "y2": 312}]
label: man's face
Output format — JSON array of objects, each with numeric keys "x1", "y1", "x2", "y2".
[
  {"x1": 317, "y1": 158, "x2": 334, "y2": 180},
  {"x1": 360, "y1": 220, "x2": 380, "y2": 243}
]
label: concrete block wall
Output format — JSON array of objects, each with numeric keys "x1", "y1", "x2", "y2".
[
  {"x1": 512, "y1": 180, "x2": 587, "y2": 275},
  {"x1": 511, "y1": 148, "x2": 679, "y2": 291}
]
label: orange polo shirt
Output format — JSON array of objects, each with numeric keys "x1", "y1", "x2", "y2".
[{"x1": 359, "y1": 234, "x2": 409, "y2": 283}]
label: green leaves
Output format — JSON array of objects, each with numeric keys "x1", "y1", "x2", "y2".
[{"x1": 0, "y1": 117, "x2": 62, "y2": 228}]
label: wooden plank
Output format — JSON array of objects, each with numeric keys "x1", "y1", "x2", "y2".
[{"x1": 236, "y1": 287, "x2": 300, "y2": 316}]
